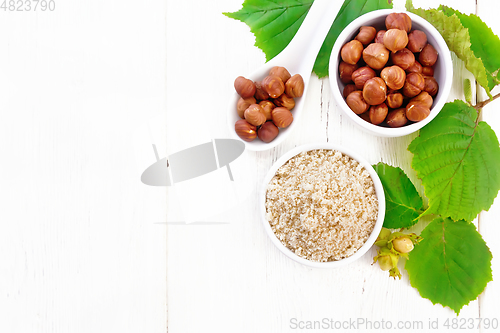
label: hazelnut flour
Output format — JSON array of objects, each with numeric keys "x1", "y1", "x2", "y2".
[{"x1": 265, "y1": 149, "x2": 378, "y2": 262}]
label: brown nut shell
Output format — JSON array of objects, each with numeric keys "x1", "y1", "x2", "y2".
[
  {"x1": 274, "y1": 94, "x2": 295, "y2": 110},
  {"x1": 406, "y1": 60, "x2": 423, "y2": 74},
  {"x1": 422, "y1": 66, "x2": 434, "y2": 77},
  {"x1": 285, "y1": 74, "x2": 304, "y2": 98},
  {"x1": 409, "y1": 91, "x2": 433, "y2": 109},
  {"x1": 234, "y1": 76, "x2": 256, "y2": 98},
  {"x1": 363, "y1": 77, "x2": 387, "y2": 105},
  {"x1": 346, "y1": 90, "x2": 369, "y2": 114},
  {"x1": 385, "y1": 13, "x2": 412, "y2": 32},
  {"x1": 257, "y1": 121, "x2": 279, "y2": 143},
  {"x1": 381, "y1": 65, "x2": 406, "y2": 90},
  {"x1": 343, "y1": 84, "x2": 358, "y2": 99},
  {"x1": 406, "y1": 103, "x2": 430, "y2": 122},
  {"x1": 359, "y1": 111, "x2": 371, "y2": 123},
  {"x1": 254, "y1": 81, "x2": 269, "y2": 101},
  {"x1": 237, "y1": 96, "x2": 257, "y2": 118},
  {"x1": 339, "y1": 61, "x2": 359, "y2": 84},
  {"x1": 356, "y1": 26, "x2": 377, "y2": 45},
  {"x1": 362, "y1": 43, "x2": 390, "y2": 70},
  {"x1": 235, "y1": 119, "x2": 257, "y2": 142},
  {"x1": 386, "y1": 92, "x2": 404, "y2": 109},
  {"x1": 383, "y1": 29, "x2": 408, "y2": 53},
  {"x1": 262, "y1": 75, "x2": 285, "y2": 99},
  {"x1": 423, "y1": 76, "x2": 439, "y2": 96},
  {"x1": 351, "y1": 66, "x2": 376, "y2": 89},
  {"x1": 269, "y1": 66, "x2": 291, "y2": 84},
  {"x1": 259, "y1": 100, "x2": 275, "y2": 120},
  {"x1": 386, "y1": 108, "x2": 408, "y2": 128},
  {"x1": 375, "y1": 30, "x2": 386, "y2": 44},
  {"x1": 271, "y1": 107, "x2": 293, "y2": 128},
  {"x1": 403, "y1": 72, "x2": 425, "y2": 98},
  {"x1": 341, "y1": 40, "x2": 363, "y2": 65},
  {"x1": 407, "y1": 30, "x2": 427, "y2": 53},
  {"x1": 391, "y1": 48, "x2": 415, "y2": 70},
  {"x1": 369, "y1": 103, "x2": 389, "y2": 125},
  {"x1": 244, "y1": 104, "x2": 266, "y2": 126},
  {"x1": 419, "y1": 43, "x2": 438, "y2": 67}
]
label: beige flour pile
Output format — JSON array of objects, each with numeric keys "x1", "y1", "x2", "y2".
[{"x1": 265, "y1": 149, "x2": 378, "y2": 262}]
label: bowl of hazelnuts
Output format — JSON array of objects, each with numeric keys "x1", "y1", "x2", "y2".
[{"x1": 329, "y1": 9, "x2": 453, "y2": 137}]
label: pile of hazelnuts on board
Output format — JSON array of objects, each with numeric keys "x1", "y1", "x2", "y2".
[
  {"x1": 233, "y1": 67, "x2": 304, "y2": 143},
  {"x1": 339, "y1": 12, "x2": 439, "y2": 127}
]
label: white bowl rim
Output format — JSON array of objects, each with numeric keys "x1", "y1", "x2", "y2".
[
  {"x1": 260, "y1": 143, "x2": 386, "y2": 268},
  {"x1": 328, "y1": 9, "x2": 454, "y2": 137}
]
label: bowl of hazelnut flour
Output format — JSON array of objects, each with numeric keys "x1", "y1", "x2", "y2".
[{"x1": 261, "y1": 144, "x2": 385, "y2": 268}]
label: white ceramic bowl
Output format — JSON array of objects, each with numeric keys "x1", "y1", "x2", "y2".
[
  {"x1": 260, "y1": 143, "x2": 386, "y2": 268},
  {"x1": 329, "y1": 9, "x2": 453, "y2": 137}
]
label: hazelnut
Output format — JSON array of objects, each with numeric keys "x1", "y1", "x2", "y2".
[
  {"x1": 407, "y1": 30, "x2": 427, "y2": 53},
  {"x1": 363, "y1": 77, "x2": 387, "y2": 105},
  {"x1": 339, "y1": 61, "x2": 359, "y2": 84},
  {"x1": 391, "y1": 48, "x2": 415, "y2": 70},
  {"x1": 285, "y1": 74, "x2": 304, "y2": 98},
  {"x1": 257, "y1": 121, "x2": 279, "y2": 143},
  {"x1": 244, "y1": 104, "x2": 266, "y2": 126},
  {"x1": 393, "y1": 236, "x2": 415, "y2": 253},
  {"x1": 234, "y1": 76, "x2": 256, "y2": 98},
  {"x1": 422, "y1": 66, "x2": 434, "y2": 77},
  {"x1": 362, "y1": 43, "x2": 390, "y2": 70},
  {"x1": 271, "y1": 107, "x2": 293, "y2": 128},
  {"x1": 343, "y1": 84, "x2": 358, "y2": 99},
  {"x1": 369, "y1": 103, "x2": 389, "y2": 125},
  {"x1": 386, "y1": 92, "x2": 404, "y2": 109},
  {"x1": 406, "y1": 103, "x2": 431, "y2": 122},
  {"x1": 235, "y1": 119, "x2": 257, "y2": 142},
  {"x1": 262, "y1": 75, "x2": 285, "y2": 98},
  {"x1": 375, "y1": 30, "x2": 386, "y2": 44},
  {"x1": 381, "y1": 65, "x2": 406, "y2": 90},
  {"x1": 274, "y1": 94, "x2": 295, "y2": 110},
  {"x1": 419, "y1": 43, "x2": 438, "y2": 67},
  {"x1": 356, "y1": 26, "x2": 377, "y2": 45},
  {"x1": 359, "y1": 111, "x2": 371, "y2": 123},
  {"x1": 352, "y1": 66, "x2": 376, "y2": 89},
  {"x1": 409, "y1": 91, "x2": 433, "y2": 109},
  {"x1": 423, "y1": 76, "x2": 439, "y2": 96},
  {"x1": 341, "y1": 40, "x2": 363, "y2": 65},
  {"x1": 383, "y1": 29, "x2": 408, "y2": 53},
  {"x1": 385, "y1": 13, "x2": 412, "y2": 32},
  {"x1": 269, "y1": 66, "x2": 291, "y2": 84},
  {"x1": 386, "y1": 108, "x2": 408, "y2": 127},
  {"x1": 236, "y1": 96, "x2": 256, "y2": 118},
  {"x1": 403, "y1": 72, "x2": 425, "y2": 97},
  {"x1": 259, "y1": 100, "x2": 275, "y2": 120},
  {"x1": 406, "y1": 60, "x2": 423, "y2": 74},
  {"x1": 346, "y1": 90, "x2": 369, "y2": 114},
  {"x1": 254, "y1": 81, "x2": 270, "y2": 100}
]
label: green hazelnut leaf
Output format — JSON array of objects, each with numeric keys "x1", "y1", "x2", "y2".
[
  {"x1": 373, "y1": 163, "x2": 423, "y2": 229},
  {"x1": 405, "y1": 217, "x2": 492, "y2": 315},
  {"x1": 406, "y1": 0, "x2": 493, "y2": 98},
  {"x1": 223, "y1": 0, "x2": 392, "y2": 78},
  {"x1": 439, "y1": 5, "x2": 500, "y2": 91},
  {"x1": 312, "y1": 0, "x2": 393, "y2": 78},
  {"x1": 408, "y1": 100, "x2": 500, "y2": 222},
  {"x1": 223, "y1": 0, "x2": 314, "y2": 62}
]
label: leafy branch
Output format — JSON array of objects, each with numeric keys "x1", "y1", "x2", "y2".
[
  {"x1": 474, "y1": 91, "x2": 500, "y2": 110},
  {"x1": 464, "y1": 77, "x2": 500, "y2": 110}
]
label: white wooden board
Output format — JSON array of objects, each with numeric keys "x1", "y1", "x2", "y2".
[{"x1": 0, "y1": 0, "x2": 499, "y2": 331}]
